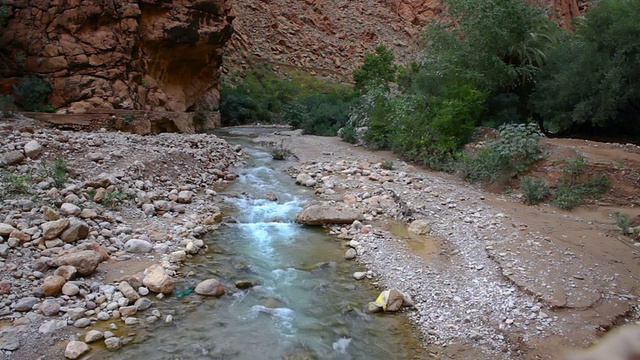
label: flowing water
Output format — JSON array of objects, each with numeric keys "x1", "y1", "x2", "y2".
[{"x1": 110, "y1": 133, "x2": 422, "y2": 359}]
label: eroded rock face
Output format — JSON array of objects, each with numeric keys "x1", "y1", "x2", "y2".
[{"x1": 0, "y1": 0, "x2": 233, "y2": 115}]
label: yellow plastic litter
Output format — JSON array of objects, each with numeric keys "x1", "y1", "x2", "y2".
[{"x1": 375, "y1": 292, "x2": 387, "y2": 311}]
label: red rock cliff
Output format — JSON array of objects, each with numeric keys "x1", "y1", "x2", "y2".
[{"x1": 0, "y1": 0, "x2": 233, "y2": 114}]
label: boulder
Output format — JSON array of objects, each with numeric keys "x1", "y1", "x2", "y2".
[
  {"x1": 85, "y1": 330, "x2": 104, "y2": 343},
  {"x1": 117, "y1": 281, "x2": 140, "y2": 302},
  {"x1": 54, "y1": 265, "x2": 77, "y2": 280},
  {"x1": 124, "y1": 239, "x2": 153, "y2": 253},
  {"x1": 0, "y1": 223, "x2": 16, "y2": 237},
  {"x1": 60, "y1": 203, "x2": 81, "y2": 216},
  {"x1": 297, "y1": 203, "x2": 362, "y2": 225},
  {"x1": 24, "y1": 140, "x2": 42, "y2": 159},
  {"x1": 295, "y1": 173, "x2": 317, "y2": 187},
  {"x1": 56, "y1": 250, "x2": 104, "y2": 276},
  {"x1": 43, "y1": 275, "x2": 66, "y2": 296},
  {"x1": 2, "y1": 150, "x2": 24, "y2": 166},
  {"x1": 194, "y1": 279, "x2": 225, "y2": 297},
  {"x1": 41, "y1": 299, "x2": 61, "y2": 316},
  {"x1": 142, "y1": 264, "x2": 175, "y2": 294},
  {"x1": 0, "y1": 328, "x2": 19, "y2": 351},
  {"x1": 177, "y1": 190, "x2": 193, "y2": 204},
  {"x1": 408, "y1": 219, "x2": 431, "y2": 235},
  {"x1": 42, "y1": 219, "x2": 70, "y2": 240},
  {"x1": 43, "y1": 206, "x2": 61, "y2": 221},
  {"x1": 13, "y1": 297, "x2": 38, "y2": 312},
  {"x1": 62, "y1": 282, "x2": 80, "y2": 296},
  {"x1": 60, "y1": 219, "x2": 89, "y2": 243},
  {"x1": 65, "y1": 341, "x2": 90, "y2": 359}
]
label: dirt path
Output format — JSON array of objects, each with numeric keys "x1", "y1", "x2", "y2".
[{"x1": 246, "y1": 127, "x2": 640, "y2": 359}]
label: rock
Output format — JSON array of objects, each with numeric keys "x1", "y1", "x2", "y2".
[
  {"x1": 54, "y1": 265, "x2": 78, "y2": 280},
  {"x1": 62, "y1": 282, "x2": 80, "y2": 296},
  {"x1": 235, "y1": 280, "x2": 254, "y2": 289},
  {"x1": 565, "y1": 324, "x2": 640, "y2": 360},
  {"x1": 42, "y1": 219, "x2": 70, "y2": 240},
  {"x1": 134, "y1": 297, "x2": 152, "y2": 311},
  {"x1": 104, "y1": 337, "x2": 121, "y2": 351},
  {"x1": 79, "y1": 208, "x2": 98, "y2": 219},
  {"x1": 124, "y1": 239, "x2": 153, "y2": 253},
  {"x1": 60, "y1": 203, "x2": 81, "y2": 216},
  {"x1": 142, "y1": 264, "x2": 175, "y2": 294},
  {"x1": 170, "y1": 250, "x2": 187, "y2": 262},
  {"x1": 65, "y1": 308, "x2": 86, "y2": 321},
  {"x1": 43, "y1": 206, "x2": 61, "y2": 221},
  {"x1": 41, "y1": 299, "x2": 61, "y2": 316},
  {"x1": 408, "y1": 219, "x2": 431, "y2": 235},
  {"x1": 386, "y1": 289, "x2": 405, "y2": 312},
  {"x1": 0, "y1": 328, "x2": 19, "y2": 351},
  {"x1": 117, "y1": 281, "x2": 140, "y2": 302},
  {"x1": 60, "y1": 219, "x2": 90, "y2": 243},
  {"x1": 43, "y1": 275, "x2": 66, "y2": 296},
  {"x1": 353, "y1": 272, "x2": 367, "y2": 280},
  {"x1": 153, "y1": 200, "x2": 171, "y2": 212},
  {"x1": 85, "y1": 330, "x2": 104, "y2": 343},
  {"x1": 56, "y1": 250, "x2": 105, "y2": 276},
  {"x1": 296, "y1": 173, "x2": 317, "y2": 187},
  {"x1": 177, "y1": 190, "x2": 193, "y2": 204},
  {"x1": 367, "y1": 302, "x2": 384, "y2": 313},
  {"x1": 65, "y1": 341, "x2": 90, "y2": 359},
  {"x1": 297, "y1": 203, "x2": 362, "y2": 225},
  {"x1": 74, "y1": 318, "x2": 91, "y2": 328},
  {"x1": 0, "y1": 223, "x2": 16, "y2": 237},
  {"x1": 0, "y1": 282, "x2": 11, "y2": 295},
  {"x1": 119, "y1": 305, "x2": 137, "y2": 317},
  {"x1": 345, "y1": 248, "x2": 357, "y2": 259},
  {"x1": 142, "y1": 203, "x2": 155, "y2": 215},
  {"x1": 194, "y1": 278, "x2": 225, "y2": 297},
  {"x1": 13, "y1": 297, "x2": 38, "y2": 312},
  {"x1": 38, "y1": 319, "x2": 68, "y2": 334},
  {"x1": 2, "y1": 150, "x2": 24, "y2": 165}
]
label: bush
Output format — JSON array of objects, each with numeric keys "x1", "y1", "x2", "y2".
[
  {"x1": 457, "y1": 123, "x2": 544, "y2": 183},
  {"x1": 614, "y1": 212, "x2": 632, "y2": 235},
  {"x1": 338, "y1": 122, "x2": 358, "y2": 144},
  {"x1": 13, "y1": 76, "x2": 53, "y2": 112},
  {"x1": 520, "y1": 176, "x2": 548, "y2": 205},
  {"x1": 381, "y1": 160, "x2": 394, "y2": 170},
  {"x1": 268, "y1": 139, "x2": 293, "y2": 160},
  {"x1": 551, "y1": 156, "x2": 610, "y2": 210},
  {"x1": 0, "y1": 94, "x2": 16, "y2": 117},
  {"x1": 101, "y1": 189, "x2": 130, "y2": 209},
  {"x1": 39, "y1": 157, "x2": 69, "y2": 188},
  {"x1": 1, "y1": 172, "x2": 33, "y2": 198}
]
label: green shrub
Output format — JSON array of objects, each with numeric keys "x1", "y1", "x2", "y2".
[
  {"x1": 101, "y1": 189, "x2": 130, "y2": 209},
  {"x1": 1, "y1": 173, "x2": 33, "y2": 197},
  {"x1": 338, "y1": 122, "x2": 358, "y2": 144},
  {"x1": 0, "y1": 94, "x2": 16, "y2": 117},
  {"x1": 39, "y1": 157, "x2": 69, "y2": 188},
  {"x1": 520, "y1": 176, "x2": 548, "y2": 205},
  {"x1": 123, "y1": 113, "x2": 135, "y2": 126},
  {"x1": 268, "y1": 139, "x2": 293, "y2": 160},
  {"x1": 551, "y1": 156, "x2": 610, "y2": 210},
  {"x1": 381, "y1": 160, "x2": 394, "y2": 170},
  {"x1": 13, "y1": 76, "x2": 53, "y2": 112},
  {"x1": 614, "y1": 212, "x2": 631, "y2": 235},
  {"x1": 457, "y1": 123, "x2": 544, "y2": 184}
]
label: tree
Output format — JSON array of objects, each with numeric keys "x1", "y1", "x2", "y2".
[
  {"x1": 531, "y1": 0, "x2": 640, "y2": 135},
  {"x1": 353, "y1": 44, "x2": 397, "y2": 92}
]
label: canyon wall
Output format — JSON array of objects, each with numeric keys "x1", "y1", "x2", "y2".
[{"x1": 0, "y1": 0, "x2": 233, "y2": 116}]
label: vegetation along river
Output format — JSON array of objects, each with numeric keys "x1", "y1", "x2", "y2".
[{"x1": 109, "y1": 132, "x2": 423, "y2": 359}]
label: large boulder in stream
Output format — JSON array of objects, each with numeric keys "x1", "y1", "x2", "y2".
[
  {"x1": 297, "y1": 203, "x2": 362, "y2": 225},
  {"x1": 194, "y1": 279, "x2": 225, "y2": 297},
  {"x1": 143, "y1": 264, "x2": 175, "y2": 294}
]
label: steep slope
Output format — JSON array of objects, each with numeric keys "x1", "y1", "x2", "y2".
[{"x1": 0, "y1": 0, "x2": 233, "y2": 115}]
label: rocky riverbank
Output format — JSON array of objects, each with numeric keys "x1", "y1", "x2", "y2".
[
  {"x1": 0, "y1": 116, "x2": 242, "y2": 359},
  {"x1": 251, "y1": 128, "x2": 640, "y2": 360}
]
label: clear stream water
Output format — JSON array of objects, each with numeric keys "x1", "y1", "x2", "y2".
[{"x1": 109, "y1": 133, "x2": 421, "y2": 359}]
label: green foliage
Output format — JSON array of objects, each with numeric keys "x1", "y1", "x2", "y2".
[
  {"x1": 268, "y1": 139, "x2": 293, "y2": 160},
  {"x1": 457, "y1": 123, "x2": 544, "y2": 183},
  {"x1": 220, "y1": 68, "x2": 355, "y2": 135},
  {"x1": 353, "y1": 44, "x2": 398, "y2": 92},
  {"x1": 0, "y1": 94, "x2": 16, "y2": 117},
  {"x1": 13, "y1": 76, "x2": 53, "y2": 112},
  {"x1": 39, "y1": 157, "x2": 69, "y2": 188},
  {"x1": 380, "y1": 160, "x2": 394, "y2": 170},
  {"x1": 614, "y1": 212, "x2": 632, "y2": 235},
  {"x1": 1, "y1": 172, "x2": 33, "y2": 198},
  {"x1": 520, "y1": 176, "x2": 549, "y2": 205},
  {"x1": 552, "y1": 157, "x2": 610, "y2": 210},
  {"x1": 531, "y1": 0, "x2": 640, "y2": 135},
  {"x1": 123, "y1": 113, "x2": 135, "y2": 126},
  {"x1": 338, "y1": 122, "x2": 358, "y2": 144},
  {"x1": 101, "y1": 189, "x2": 130, "y2": 209}
]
